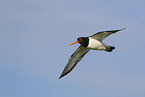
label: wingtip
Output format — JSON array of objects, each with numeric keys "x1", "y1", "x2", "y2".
[
  {"x1": 58, "y1": 76, "x2": 62, "y2": 79},
  {"x1": 58, "y1": 74, "x2": 64, "y2": 79},
  {"x1": 120, "y1": 28, "x2": 126, "y2": 30}
]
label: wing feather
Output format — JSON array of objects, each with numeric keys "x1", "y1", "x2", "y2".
[
  {"x1": 90, "y1": 28, "x2": 125, "y2": 41},
  {"x1": 59, "y1": 45, "x2": 90, "y2": 79}
]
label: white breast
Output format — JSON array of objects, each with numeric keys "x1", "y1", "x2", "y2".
[{"x1": 87, "y1": 37, "x2": 106, "y2": 50}]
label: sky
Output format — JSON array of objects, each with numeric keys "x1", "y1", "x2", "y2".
[{"x1": 0, "y1": 0, "x2": 145, "y2": 97}]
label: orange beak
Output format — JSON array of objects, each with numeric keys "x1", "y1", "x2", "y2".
[{"x1": 69, "y1": 40, "x2": 79, "y2": 46}]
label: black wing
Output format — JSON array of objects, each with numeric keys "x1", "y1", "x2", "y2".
[
  {"x1": 59, "y1": 45, "x2": 90, "y2": 79},
  {"x1": 90, "y1": 28, "x2": 126, "y2": 41}
]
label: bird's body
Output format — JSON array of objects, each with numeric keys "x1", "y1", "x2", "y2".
[
  {"x1": 87, "y1": 37, "x2": 106, "y2": 50},
  {"x1": 59, "y1": 28, "x2": 125, "y2": 79}
]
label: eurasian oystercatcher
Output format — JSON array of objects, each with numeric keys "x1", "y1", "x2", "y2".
[{"x1": 59, "y1": 28, "x2": 125, "y2": 79}]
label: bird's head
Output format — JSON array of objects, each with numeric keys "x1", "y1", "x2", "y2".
[{"x1": 69, "y1": 37, "x2": 89, "y2": 47}]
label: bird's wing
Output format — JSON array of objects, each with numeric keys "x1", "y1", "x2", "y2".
[
  {"x1": 59, "y1": 45, "x2": 90, "y2": 79},
  {"x1": 90, "y1": 28, "x2": 125, "y2": 41}
]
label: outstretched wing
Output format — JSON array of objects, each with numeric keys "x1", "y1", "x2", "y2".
[
  {"x1": 90, "y1": 28, "x2": 126, "y2": 41},
  {"x1": 59, "y1": 45, "x2": 90, "y2": 79}
]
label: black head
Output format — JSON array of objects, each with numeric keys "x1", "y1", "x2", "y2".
[{"x1": 77, "y1": 37, "x2": 89, "y2": 47}]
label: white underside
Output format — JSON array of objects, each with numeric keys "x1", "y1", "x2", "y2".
[{"x1": 87, "y1": 37, "x2": 107, "y2": 50}]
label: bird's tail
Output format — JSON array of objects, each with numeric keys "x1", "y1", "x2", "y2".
[{"x1": 105, "y1": 46, "x2": 115, "y2": 52}]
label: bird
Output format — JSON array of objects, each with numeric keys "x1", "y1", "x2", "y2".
[{"x1": 59, "y1": 28, "x2": 125, "y2": 79}]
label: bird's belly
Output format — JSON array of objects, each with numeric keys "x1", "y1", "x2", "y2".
[{"x1": 87, "y1": 38, "x2": 105, "y2": 50}]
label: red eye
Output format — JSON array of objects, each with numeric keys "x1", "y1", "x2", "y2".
[{"x1": 80, "y1": 38, "x2": 82, "y2": 40}]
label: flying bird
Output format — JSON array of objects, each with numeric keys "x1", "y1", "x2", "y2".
[{"x1": 59, "y1": 28, "x2": 125, "y2": 79}]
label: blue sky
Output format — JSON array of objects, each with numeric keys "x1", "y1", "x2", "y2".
[{"x1": 0, "y1": 0, "x2": 145, "y2": 97}]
